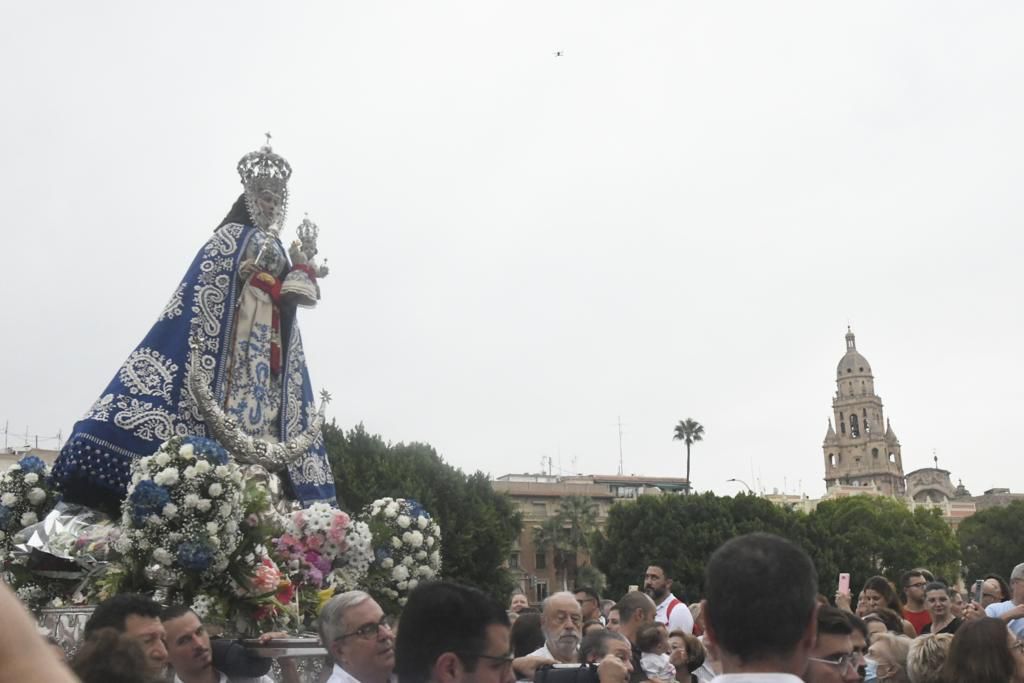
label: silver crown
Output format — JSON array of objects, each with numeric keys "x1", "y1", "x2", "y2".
[
  {"x1": 296, "y1": 214, "x2": 319, "y2": 246},
  {"x1": 237, "y1": 133, "x2": 292, "y2": 232}
]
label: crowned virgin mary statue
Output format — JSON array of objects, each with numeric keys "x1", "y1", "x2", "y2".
[{"x1": 52, "y1": 139, "x2": 337, "y2": 514}]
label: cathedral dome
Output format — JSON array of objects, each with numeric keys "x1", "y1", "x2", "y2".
[{"x1": 836, "y1": 328, "x2": 872, "y2": 378}]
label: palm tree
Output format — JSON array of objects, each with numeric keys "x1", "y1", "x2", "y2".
[
  {"x1": 533, "y1": 517, "x2": 569, "y2": 590},
  {"x1": 673, "y1": 418, "x2": 704, "y2": 494},
  {"x1": 532, "y1": 497, "x2": 600, "y2": 590}
]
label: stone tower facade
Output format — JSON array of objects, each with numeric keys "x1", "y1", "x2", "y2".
[{"x1": 822, "y1": 329, "x2": 905, "y2": 495}]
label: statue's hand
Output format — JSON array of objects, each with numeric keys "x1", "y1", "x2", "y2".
[
  {"x1": 238, "y1": 259, "x2": 257, "y2": 280},
  {"x1": 289, "y1": 240, "x2": 308, "y2": 265}
]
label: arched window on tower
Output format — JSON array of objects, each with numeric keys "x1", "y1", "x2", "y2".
[
  {"x1": 840, "y1": 413, "x2": 846, "y2": 435},
  {"x1": 829, "y1": 453, "x2": 836, "y2": 467},
  {"x1": 889, "y1": 452, "x2": 896, "y2": 463},
  {"x1": 850, "y1": 414, "x2": 860, "y2": 438},
  {"x1": 863, "y1": 408, "x2": 870, "y2": 434},
  {"x1": 872, "y1": 448, "x2": 879, "y2": 459}
]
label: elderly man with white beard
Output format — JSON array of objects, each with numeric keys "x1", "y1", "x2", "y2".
[{"x1": 529, "y1": 592, "x2": 583, "y2": 663}]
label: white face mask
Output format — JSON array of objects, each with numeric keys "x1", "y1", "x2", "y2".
[{"x1": 863, "y1": 657, "x2": 879, "y2": 682}]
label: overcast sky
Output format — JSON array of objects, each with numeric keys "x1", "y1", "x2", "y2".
[{"x1": 3, "y1": 2, "x2": 1023, "y2": 499}]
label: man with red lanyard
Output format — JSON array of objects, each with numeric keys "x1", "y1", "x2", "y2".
[{"x1": 643, "y1": 563, "x2": 694, "y2": 635}]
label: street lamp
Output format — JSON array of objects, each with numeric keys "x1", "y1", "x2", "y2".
[{"x1": 727, "y1": 478, "x2": 754, "y2": 493}]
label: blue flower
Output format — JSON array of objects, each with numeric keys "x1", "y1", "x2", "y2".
[
  {"x1": 180, "y1": 436, "x2": 229, "y2": 465},
  {"x1": 17, "y1": 455, "x2": 46, "y2": 474},
  {"x1": 405, "y1": 499, "x2": 429, "y2": 520},
  {"x1": 176, "y1": 541, "x2": 214, "y2": 572},
  {"x1": 0, "y1": 505, "x2": 12, "y2": 528},
  {"x1": 128, "y1": 481, "x2": 171, "y2": 527}
]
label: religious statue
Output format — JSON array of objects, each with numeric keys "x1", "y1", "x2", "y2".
[{"x1": 52, "y1": 138, "x2": 337, "y2": 515}]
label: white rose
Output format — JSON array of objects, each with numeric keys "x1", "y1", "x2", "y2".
[
  {"x1": 403, "y1": 556, "x2": 415, "y2": 567},
  {"x1": 154, "y1": 453, "x2": 171, "y2": 466},
  {"x1": 184, "y1": 494, "x2": 200, "y2": 508},
  {"x1": 153, "y1": 548, "x2": 174, "y2": 566},
  {"x1": 20, "y1": 511, "x2": 38, "y2": 526},
  {"x1": 195, "y1": 460, "x2": 212, "y2": 475},
  {"x1": 415, "y1": 551, "x2": 427, "y2": 560},
  {"x1": 214, "y1": 465, "x2": 229, "y2": 477},
  {"x1": 183, "y1": 466, "x2": 197, "y2": 480},
  {"x1": 219, "y1": 503, "x2": 232, "y2": 519},
  {"x1": 384, "y1": 502, "x2": 399, "y2": 518},
  {"x1": 391, "y1": 537, "x2": 401, "y2": 549},
  {"x1": 179, "y1": 444, "x2": 195, "y2": 459},
  {"x1": 27, "y1": 487, "x2": 47, "y2": 505},
  {"x1": 1, "y1": 493, "x2": 18, "y2": 506},
  {"x1": 381, "y1": 558, "x2": 395, "y2": 569},
  {"x1": 392, "y1": 565, "x2": 410, "y2": 582},
  {"x1": 208, "y1": 483, "x2": 223, "y2": 497},
  {"x1": 418, "y1": 565, "x2": 434, "y2": 578},
  {"x1": 153, "y1": 467, "x2": 179, "y2": 486},
  {"x1": 407, "y1": 578, "x2": 419, "y2": 590},
  {"x1": 417, "y1": 515, "x2": 429, "y2": 529},
  {"x1": 196, "y1": 499, "x2": 212, "y2": 512},
  {"x1": 426, "y1": 536, "x2": 435, "y2": 547},
  {"x1": 397, "y1": 580, "x2": 408, "y2": 590},
  {"x1": 430, "y1": 551, "x2": 441, "y2": 565},
  {"x1": 23, "y1": 472, "x2": 39, "y2": 485},
  {"x1": 163, "y1": 503, "x2": 178, "y2": 518},
  {"x1": 138, "y1": 456, "x2": 152, "y2": 470},
  {"x1": 397, "y1": 514, "x2": 411, "y2": 529},
  {"x1": 148, "y1": 514, "x2": 163, "y2": 526},
  {"x1": 225, "y1": 520, "x2": 238, "y2": 534},
  {"x1": 206, "y1": 521, "x2": 220, "y2": 536},
  {"x1": 409, "y1": 531, "x2": 424, "y2": 548},
  {"x1": 398, "y1": 597, "x2": 407, "y2": 606}
]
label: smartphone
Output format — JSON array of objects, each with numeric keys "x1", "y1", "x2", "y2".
[
  {"x1": 973, "y1": 579, "x2": 984, "y2": 604},
  {"x1": 628, "y1": 584, "x2": 639, "y2": 593},
  {"x1": 838, "y1": 572, "x2": 850, "y2": 595}
]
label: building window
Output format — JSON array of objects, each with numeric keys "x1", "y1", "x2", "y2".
[
  {"x1": 840, "y1": 413, "x2": 846, "y2": 435},
  {"x1": 535, "y1": 551, "x2": 547, "y2": 569},
  {"x1": 889, "y1": 452, "x2": 896, "y2": 463},
  {"x1": 829, "y1": 453, "x2": 836, "y2": 467},
  {"x1": 536, "y1": 581, "x2": 549, "y2": 603},
  {"x1": 532, "y1": 502, "x2": 547, "y2": 515},
  {"x1": 509, "y1": 552, "x2": 520, "y2": 569},
  {"x1": 872, "y1": 448, "x2": 879, "y2": 459},
  {"x1": 850, "y1": 415, "x2": 860, "y2": 438}
]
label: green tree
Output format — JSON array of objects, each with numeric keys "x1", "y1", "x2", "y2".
[
  {"x1": 532, "y1": 496, "x2": 601, "y2": 591},
  {"x1": 803, "y1": 496, "x2": 961, "y2": 595},
  {"x1": 958, "y1": 501, "x2": 1024, "y2": 580},
  {"x1": 323, "y1": 422, "x2": 522, "y2": 600},
  {"x1": 672, "y1": 419, "x2": 704, "y2": 493}
]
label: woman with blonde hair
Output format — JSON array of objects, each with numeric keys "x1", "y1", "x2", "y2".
[
  {"x1": 866, "y1": 632, "x2": 912, "y2": 683},
  {"x1": 905, "y1": 633, "x2": 952, "y2": 683}
]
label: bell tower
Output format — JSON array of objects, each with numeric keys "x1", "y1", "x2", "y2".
[{"x1": 822, "y1": 328, "x2": 905, "y2": 495}]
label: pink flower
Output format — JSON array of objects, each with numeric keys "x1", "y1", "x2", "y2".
[
  {"x1": 305, "y1": 535, "x2": 323, "y2": 550},
  {"x1": 251, "y1": 557, "x2": 283, "y2": 594}
]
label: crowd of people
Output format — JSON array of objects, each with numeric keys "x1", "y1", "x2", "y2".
[{"x1": 3, "y1": 535, "x2": 1024, "y2": 682}]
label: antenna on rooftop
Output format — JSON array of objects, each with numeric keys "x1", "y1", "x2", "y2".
[{"x1": 617, "y1": 416, "x2": 624, "y2": 475}]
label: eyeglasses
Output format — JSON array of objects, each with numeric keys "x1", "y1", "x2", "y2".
[
  {"x1": 335, "y1": 616, "x2": 393, "y2": 641},
  {"x1": 808, "y1": 654, "x2": 859, "y2": 672}
]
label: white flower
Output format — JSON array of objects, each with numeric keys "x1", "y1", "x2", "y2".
[
  {"x1": 194, "y1": 460, "x2": 211, "y2": 475},
  {"x1": 381, "y1": 558, "x2": 395, "y2": 569},
  {"x1": 163, "y1": 503, "x2": 178, "y2": 518},
  {"x1": 196, "y1": 499, "x2": 212, "y2": 512},
  {"x1": 398, "y1": 597, "x2": 407, "y2": 606},
  {"x1": 426, "y1": 536, "x2": 435, "y2": 548},
  {"x1": 183, "y1": 466, "x2": 198, "y2": 480},
  {"x1": 153, "y1": 548, "x2": 174, "y2": 566},
  {"x1": 179, "y1": 444, "x2": 195, "y2": 459},
  {"x1": 184, "y1": 494, "x2": 200, "y2": 508},
  {"x1": 208, "y1": 483, "x2": 223, "y2": 497},
  {"x1": 154, "y1": 453, "x2": 171, "y2": 466},
  {"x1": 8, "y1": 464, "x2": 21, "y2": 471},
  {"x1": 208, "y1": 536, "x2": 221, "y2": 549},
  {"x1": 23, "y1": 472, "x2": 39, "y2": 485},
  {"x1": 113, "y1": 534, "x2": 132, "y2": 553},
  {"x1": 20, "y1": 511, "x2": 37, "y2": 526},
  {"x1": 231, "y1": 470, "x2": 243, "y2": 484},
  {"x1": 418, "y1": 566, "x2": 435, "y2": 579},
  {"x1": 407, "y1": 578, "x2": 419, "y2": 590},
  {"x1": 430, "y1": 550, "x2": 441, "y2": 565},
  {"x1": 397, "y1": 514, "x2": 411, "y2": 529},
  {"x1": 50, "y1": 597, "x2": 65, "y2": 608},
  {"x1": 138, "y1": 456, "x2": 152, "y2": 470},
  {"x1": 206, "y1": 521, "x2": 220, "y2": 536},
  {"x1": 153, "y1": 467, "x2": 179, "y2": 486},
  {"x1": 219, "y1": 503, "x2": 233, "y2": 519},
  {"x1": 214, "y1": 465, "x2": 229, "y2": 477},
  {"x1": 392, "y1": 565, "x2": 410, "y2": 582},
  {"x1": 147, "y1": 514, "x2": 163, "y2": 526},
  {"x1": 391, "y1": 537, "x2": 401, "y2": 549},
  {"x1": 415, "y1": 551, "x2": 427, "y2": 560},
  {"x1": 27, "y1": 487, "x2": 47, "y2": 505},
  {"x1": 1, "y1": 493, "x2": 18, "y2": 506},
  {"x1": 397, "y1": 580, "x2": 408, "y2": 590},
  {"x1": 417, "y1": 515, "x2": 429, "y2": 529},
  {"x1": 384, "y1": 502, "x2": 399, "y2": 518},
  {"x1": 225, "y1": 520, "x2": 238, "y2": 534},
  {"x1": 403, "y1": 556, "x2": 415, "y2": 567},
  {"x1": 408, "y1": 531, "x2": 424, "y2": 548}
]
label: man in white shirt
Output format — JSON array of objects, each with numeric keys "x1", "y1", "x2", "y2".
[
  {"x1": 529, "y1": 592, "x2": 582, "y2": 663},
  {"x1": 644, "y1": 563, "x2": 694, "y2": 635},
  {"x1": 319, "y1": 591, "x2": 397, "y2": 683},
  {"x1": 984, "y1": 563, "x2": 1024, "y2": 637},
  {"x1": 162, "y1": 605, "x2": 299, "y2": 683},
  {"x1": 702, "y1": 533, "x2": 818, "y2": 683}
]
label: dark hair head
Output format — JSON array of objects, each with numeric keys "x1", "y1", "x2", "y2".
[
  {"x1": 71, "y1": 627, "x2": 164, "y2": 683},
  {"x1": 704, "y1": 533, "x2": 817, "y2": 664},
  {"x1": 580, "y1": 629, "x2": 629, "y2": 663},
  {"x1": 647, "y1": 561, "x2": 674, "y2": 580},
  {"x1": 510, "y1": 612, "x2": 545, "y2": 658},
  {"x1": 845, "y1": 613, "x2": 868, "y2": 642},
  {"x1": 160, "y1": 603, "x2": 195, "y2": 623},
  {"x1": 84, "y1": 594, "x2": 163, "y2": 637},
  {"x1": 636, "y1": 622, "x2": 666, "y2": 652},
  {"x1": 900, "y1": 569, "x2": 933, "y2": 588},
  {"x1": 394, "y1": 581, "x2": 510, "y2": 683},
  {"x1": 923, "y1": 581, "x2": 949, "y2": 596},
  {"x1": 863, "y1": 607, "x2": 904, "y2": 634},
  {"x1": 574, "y1": 586, "x2": 601, "y2": 603},
  {"x1": 941, "y1": 618, "x2": 1016, "y2": 683},
  {"x1": 862, "y1": 576, "x2": 902, "y2": 612},
  {"x1": 984, "y1": 574, "x2": 1012, "y2": 602},
  {"x1": 582, "y1": 619, "x2": 604, "y2": 636},
  {"x1": 817, "y1": 605, "x2": 854, "y2": 636}
]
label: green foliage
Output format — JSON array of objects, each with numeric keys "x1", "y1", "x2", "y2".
[
  {"x1": 958, "y1": 501, "x2": 1024, "y2": 579},
  {"x1": 593, "y1": 492, "x2": 961, "y2": 602},
  {"x1": 323, "y1": 422, "x2": 522, "y2": 601},
  {"x1": 532, "y1": 496, "x2": 600, "y2": 591},
  {"x1": 672, "y1": 418, "x2": 704, "y2": 493}
]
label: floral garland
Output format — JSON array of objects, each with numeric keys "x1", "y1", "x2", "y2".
[
  {"x1": 0, "y1": 455, "x2": 62, "y2": 607},
  {"x1": 359, "y1": 497, "x2": 441, "y2": 613}
]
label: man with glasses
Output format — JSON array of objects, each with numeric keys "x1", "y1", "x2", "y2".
[
  {"x1": 985, "y1": 563, "x2": 1024, "y2": 638},
  {"x1": 320, "y1": 591, "x2": 396, "y2": 683},
  {"x1": 898, "y1": 569, "x2": 933, "y2": 635},
  {"x1": 395, "y1": 581, "x2": 515, "y2": 683},
  {"x1": 574, "y1": 587, "x2": 604, "y2": 625},
  {"x1": 806, "y1": 607, "x2": 861, "y2": 683},
  {"x1": 530, "y1": 592, "x2": 583, "y2": 663}
]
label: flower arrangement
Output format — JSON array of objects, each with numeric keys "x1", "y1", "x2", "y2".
[
  {"x1": 113, "y1": 436, "x2": 246, "y2": 596},
  {"x1": 359, "y1": 497, "x2": 442, "y2": 613},
  {"x1": 273, "y1": 502, "x2": 373, "y2": 626},
  {"x1": 0, "y1": 455, "x2": 58, "y2": 553}
]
